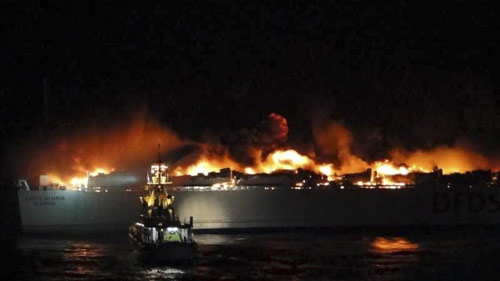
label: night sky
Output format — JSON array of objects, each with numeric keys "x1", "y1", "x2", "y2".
[{"x1": 1, "y1": 1, "x2": 499, "y2": 176}]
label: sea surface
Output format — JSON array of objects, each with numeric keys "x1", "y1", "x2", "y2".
[{"x1": 3, "y1": 229, "x2": 500, "y2": 280}]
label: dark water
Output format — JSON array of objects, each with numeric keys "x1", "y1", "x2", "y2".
[{"x1": 3, "y1": 230, "x2": 500, "y2": 280}]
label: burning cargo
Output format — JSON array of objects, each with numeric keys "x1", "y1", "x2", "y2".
[
  {"x1": 16, "y1": 159, "x2": 500, "y2": 233},
  {"x1": 88, "y1": 172, "x2": 140, "y2": 190},
  {"x1": 15, "y1": 113, "x2": 500, "y2": 232}
]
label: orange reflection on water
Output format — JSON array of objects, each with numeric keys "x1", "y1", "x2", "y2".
[
  {"x1": 371, "y1": 237, "x2": 419, "y2": 253},
  {"x1": 62, "y1": 243, "x2": 104, "y2": 276}
]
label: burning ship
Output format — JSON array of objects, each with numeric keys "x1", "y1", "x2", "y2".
[
  {"x1": 15, "y1": 113, "x2": 500, "y2": 233},
  {"x1": 16, "y1": 160, "x2": 500, "y2": 233}
]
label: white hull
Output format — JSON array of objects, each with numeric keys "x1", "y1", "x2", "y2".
[
  {"x1": 17, "y1": 188, "x2": 500, "y2": 233},
  {"x1": 18, "y1": 190, "x2": 144, "y2": 232}
]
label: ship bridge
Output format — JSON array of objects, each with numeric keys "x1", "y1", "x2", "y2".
[{"x1": 149, "y1": 162, "x2": 171, "y2": 185}]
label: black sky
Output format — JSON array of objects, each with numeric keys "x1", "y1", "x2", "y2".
[{"x1": 1, "y1": 1, "x2": 500, "y2": 172}]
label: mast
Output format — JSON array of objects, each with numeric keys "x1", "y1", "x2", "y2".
[
  {"x1": 158, "y1": 143, "x2": 161, "y2": 165},
  {"x1": 157, "y1": 143, "x2": 161, "y2": 184}
]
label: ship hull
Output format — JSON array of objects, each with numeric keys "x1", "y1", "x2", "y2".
[
  {"x1": 18, "y1": 190, "x2": 145, "y2": 233},
  {"x1": 17, "y1": 188, "x2": 500, "y2": 233}
]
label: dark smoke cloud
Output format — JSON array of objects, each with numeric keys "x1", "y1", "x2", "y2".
[{"x1": 221, "y1": 113, "x2": 289, "y2": 166}]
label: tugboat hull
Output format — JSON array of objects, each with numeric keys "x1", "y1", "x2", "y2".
[
  {"x1": 128, "y1": 221, "x2": 197, "y2": 262},
  {"x1": 129, "y1": 239, "x2": 198, "y2": 262}
]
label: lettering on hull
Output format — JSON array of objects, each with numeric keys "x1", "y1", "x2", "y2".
[
  {"x1": 432, "y1": 192, "x2": 500, "y2": 214},
  {"x1": 25, "y1": 195, "x2": 65, "y2": 207}
]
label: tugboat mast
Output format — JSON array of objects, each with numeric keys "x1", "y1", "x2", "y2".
[{"x1": 157, "y1": 143, "x2": 161, "y2": 185}]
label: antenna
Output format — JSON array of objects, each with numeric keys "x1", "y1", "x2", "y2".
[
  {"x1": 157, "y1": 143, "x2": 161, "y2": 185},
  {"x1": 158, "y1": 143, "x2": 161, "y2": 163}
]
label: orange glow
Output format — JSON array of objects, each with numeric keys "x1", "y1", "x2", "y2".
[
  {"x1": 36, "y1": 112, "x2": 498, "y2": 189},
  {"x1": 185, "y1": 161, "x2": 214, "y2": 176},
  {"x1": 367, "y1": 160, "x2": 427, "y2": 187},
  {"x1": 260, "y1": 149, "x2": 313, "y2": 173},
  {"x1": 48, "y1": 167, "x2": 113, "y2": 189},
  {"x1": 313, "y1": 122, "x2": 369, "y2": 174},
  {"x1": 175, "y1": 148, "x2": 325, "y2": 176},
  {"x1": 390, "y1": 146, "x2": 491, "y2": 174},
  {"x1": 69, "y1": 177, "x2": 87, "y2": 187},
  {"x1": 156, "y1": 143, "x2": 494, "y2": 188},
  {"x1": 371, "y1": 237, "x2": 419, "y2": 253},
  {"x1": 88, "y1": 168, "x2": 110, "y2": 177},
  {"x1": 34, "y1": 112, "x2": 183, "y2": 189},
  {"x1": 182, "y1": 161, "x2": 221, "y2": 176},
  {"x1": 374, "y1": 160, "x2": 411, "y2": 176},
  {"x1": 174, "y1": 152, "x2": 243, "y2": 176},
  {"x1": 318, "y1": 164, "x2": 335, "y2": 180},
  {"x1": 244, "y1": 167, "x2": 256, "y2": 174}
]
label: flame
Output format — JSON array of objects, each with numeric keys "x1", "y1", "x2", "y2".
[
  {"x1": 260, "y1": 149, "x2": 313, "y2": 173},
  {"x1": 175, "y1": 152, "x2": 242, "y2": 176},
  {"x1": 390, "y1": 146, "x2": 490, "y2": 174},
  {"x1": 69, "y1": 177, "x2": 87, "y2": 187},
  {"x1": 318, "y1": 164, "x2": 335, "y2": 180},
  {"x1": 32, "y1": 113, "x2": 185, "y2": 189},
  {"x1": 36, "y1": 113, "x2": 499, "y2": 189},
  {"x1": 374, "y1": 160, "x2": 411, "y2": 176},
  {"x1": 244, "y1": 167, "x2": 256, "y2": 174},
  {"x1": 171, "y1": 144, "x2": 494, "y2": 188},
  {"x1": 174, "y1": 148, "x2": 339, "y2": 180},
  {"x1": 88, "y1": 168, "x2": 110, "y2": 177},
  {"x1": 175, "y1": 149, "x2": 316, "y2": 175},
  {"x1": 313, "y1": 122, "x2": 369, "y2": 174},
  {"x1": 182, "y1": 161, "x2": 221, "y2": 176},
  {"x1": 47, "y1": 167, "x2": 113, "y2": 189}
]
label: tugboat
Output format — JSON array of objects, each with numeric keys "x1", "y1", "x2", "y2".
[{"x1": 128, "y1": 156, "x2": 197, "y2": 262}]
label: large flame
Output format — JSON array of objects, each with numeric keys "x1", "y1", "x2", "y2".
[
  {"x1": 31, "y1": 113, "x2": 185, "y2": 189},
  {"x1": 176, "y1": 156, "x2": 241, "y2": 176},
  {"x1": 259, "y1": 149, "x2": 314, "y2": 173},
  {"x1": 170, "y1": 119, "x2": 496, "y2": 188},
  {"x1": 389, "y1": 146, "x2": 491, "y2": 174},
  {"x1": 374, "y1": 160, "x2": 411, "y2": 176},
  {"x1": 35, "y1": 112, "x2": 498, "y2": 189},
  {"x1": 48, "y1": 167, "x2": 113, "y2": 189}
]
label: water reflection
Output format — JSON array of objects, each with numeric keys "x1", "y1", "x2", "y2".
[
  {"x1": 366, "y1": 237, "x2": 421, "y2": 280},
  {"x1": 371, "y1": 237, "x2": 419, "y2": 253},
  {"x1": 140, "y1": 267, "x2": 185, "y2": 280},
  {"x1": 61, "y1": 242, "x2": 105, "y2": 277},
  {"x1": 195, "y1": 234, "x2": 248, "y2": 245},
  {"x1": 13, "y1": 233, "x2": 500, "y2": 281},
  {"x1": 63, "y1": 243, "x2": 105, "y2": 258}
]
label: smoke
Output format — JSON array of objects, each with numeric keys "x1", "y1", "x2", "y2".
[
  {"x1": 389, "y1": 146, "x2": 491, "y2": 174},
  {"x1": 28, "y1": 112, "x2": 185, "y2": 183},
  {"x1": 18, "y1": 110, "x2": 500, "y2": 186},
  {"x1": 174, "y1": 113, "x2": 296, "y2": 175},
  {"x1": 311, "y1": 118, "x2": 498, "y2": 175},
  {"x1": 221, "y1": 113, "x2": 289, "y2": 166},
  {"x1": 256, "y1": 112, "x2": 288, "y2": 146},
  {"x1": 313, "y1": 122, "x2": 369, "y2": 174}
]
